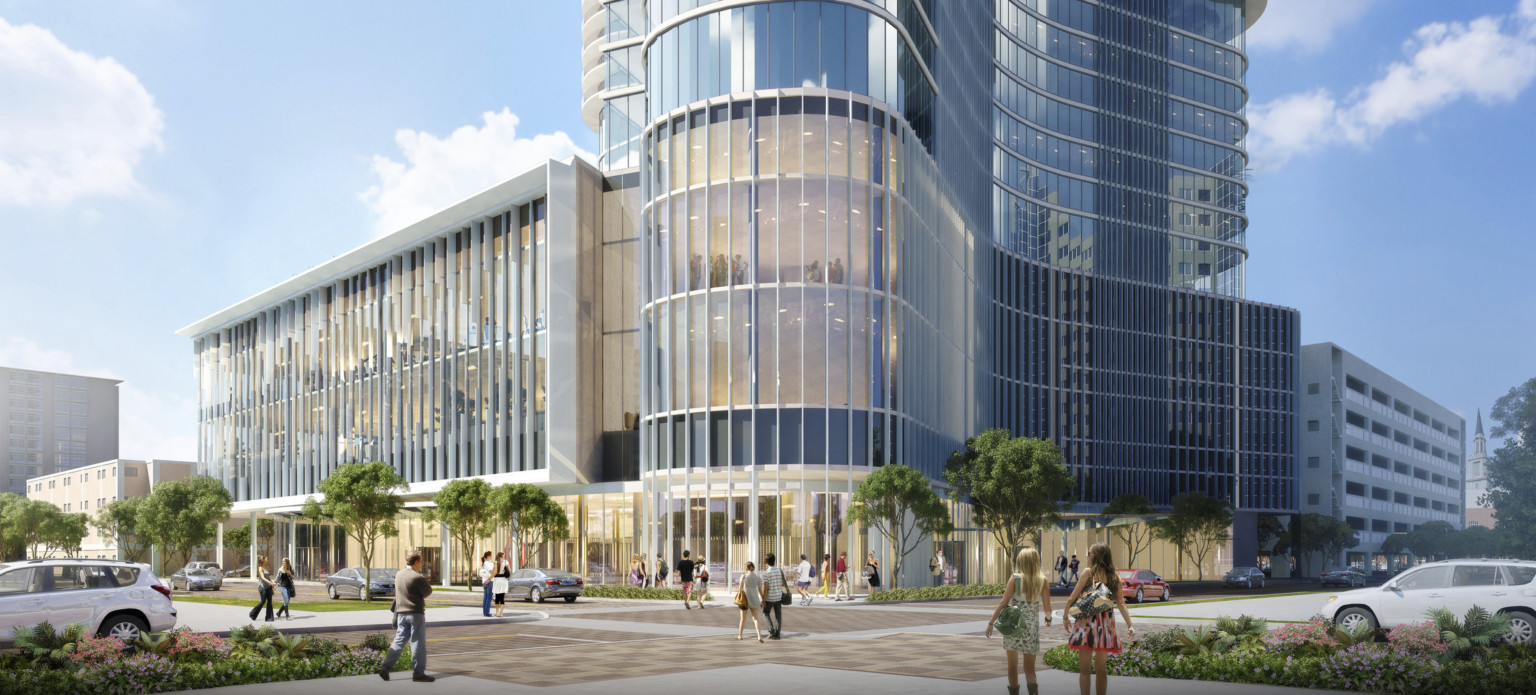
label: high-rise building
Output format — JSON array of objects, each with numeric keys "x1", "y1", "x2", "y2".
[
  {"x1": 1, "y1": 366, "x2": 120, "y2": 495},
  {"x1": 1298, "y1": 343, "x2": 1465, "y2": 571},
  {"x1": 183, "y1": 0, "x2": 1295, "y2": 586}
]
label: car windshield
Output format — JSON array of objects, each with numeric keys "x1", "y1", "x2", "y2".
[
  {"x1": 369, "y1": 570, "x2": 397, "y2": 581},
  {"x1": 1116, "y1": 570, "x2": 1134, "y2": 579},
  {"x1": 185, "y1": 569, "x2": 214, "y2": 577},
  {"x1": 541, "y1": 569, "x2": 575, "y2": 578}
]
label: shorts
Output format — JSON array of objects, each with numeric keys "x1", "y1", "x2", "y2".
[
  {"x1": 797, "y1": 581, "x2": 811, "y2": 588},
  {"x1": 681, "y1": 580, "x2": 694, "y2": 593}
]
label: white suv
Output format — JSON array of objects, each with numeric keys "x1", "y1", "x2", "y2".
[
  {"x1": 0, "y1": 559, "x2": 177, "y2": 644},
  {"x1": 1320, "y1": 558, "x2": 1536, "y2": 644}
]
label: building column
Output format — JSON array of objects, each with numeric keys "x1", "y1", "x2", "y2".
[
  {"x1": 440, "y1": 521, "x2": 452, "y2": 588},
  {"x1": 249, "y1": 511, "x2": 258, "y2": 575},
  {"x1": 1231, "y1": 510, "x2": 1258, "y2": 571},
  {"x1": 288, "y1": 517, "x2": 298, "y2": 572},
  {"x1": 215, "y1": 523, "x2": 223, "y2": 570}
]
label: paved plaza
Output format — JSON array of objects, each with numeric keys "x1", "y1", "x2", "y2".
[{"x1": 173, "y1": 586, "x2": 1346, "y2": 694}]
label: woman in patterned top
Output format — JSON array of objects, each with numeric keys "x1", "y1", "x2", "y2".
[
  {"x1": 1062, "y1": 543, "x2": 1135, "y2": 695},
  {"x1": 985, "y1": 547, "x2": 1053, "y2": 695}
]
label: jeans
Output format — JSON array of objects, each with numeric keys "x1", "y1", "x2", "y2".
[
  {"x1": 1057, "y1": 569, "x2": 1069, "y2": 586},
  {"x1": 482, "y1": 581, "x2": 493, "y2": 616},
  {"x1": 278, "y1": 587, "x2": 292, "y2": 617},
  {"x1": 763, "y1": 600, "x2": 783, "y2": 637},
  {"x1": 382, "y1": 612, "x2": 427, "y2": 677},
  {"x1": 250, "y1": 585, "x2": 275, "y2": 621}
]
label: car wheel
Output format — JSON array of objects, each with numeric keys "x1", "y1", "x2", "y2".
[
  {"x1": 564, "y1": 596, "x2": 577, "y2": 603},
  {"x1": 1248, "y1": 578, "x2": 1256, "y2": 589},
  {"x1": 531, "y1": 588, "x2": 544, "y2": 604},
  {"x1": 328, "y1": 584, "x2": 338, "y2": 600},
  {"x1": 99, "y1": 614, "x2": 148, "y2": 643},
  {"x1": 1259, "y1": 578, "x2": 1266, "y2": 589},
  {"x1": 1336, "y1": 607, "x2": 1377, "y2": 633},
  {"x1": 1160, "y1": 585, "x2": 1170, "y2": 602},
  {"x1": 1504, "y1": 610, "x2": 1535, "y2": 645},
  {"x1": 1135, "y1": 588, "x2": 1144, "y2": 604}
]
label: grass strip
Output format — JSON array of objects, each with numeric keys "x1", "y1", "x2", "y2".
[{"x1": 1128, "y1": 590, "x2": 1330, "y2": 609}]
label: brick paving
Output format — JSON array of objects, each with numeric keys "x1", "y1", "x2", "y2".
[{"x1": 560, "y1": 606, "x2": 980, "y2": 634}]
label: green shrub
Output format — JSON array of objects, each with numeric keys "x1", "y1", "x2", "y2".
[
  {"x1": 581, "y1": 585, "x2": 712, "y2": 601},
  {"x1": 307, "y1": 636, "x2": 343, "y2": 658},
  {"x1": 357, "y1": 633, "x2": 393, "y2": 652},
  {"x1": 12, "y1": 621, "x2": 87, "y2": 669},
  {"x1": 1427, "y1": 605, "x2": 1513, "y2": 661},
  {"x1": 862, "y1": 583, "x2": 1006, "y2": 602},
  {"x1": 1433, "y1": 656, "x2": 1536, "y2": 693}
]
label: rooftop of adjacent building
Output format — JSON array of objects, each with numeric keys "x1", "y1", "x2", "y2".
[
  {"x1": 25, "y1": 458, "x2": 193, "y2": 485},
  {"x1": 1300, "y1": 342, "x2": 1465, "y2": 431},
  {"x1": 1, "y1": 365, "x2": 122, "y2": 387}
]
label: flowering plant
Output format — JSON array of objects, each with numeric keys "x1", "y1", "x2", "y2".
[
  {"x1": 1266, "y1": 617, "x2": 1338, "y2": 658},
  {"x1": 165, "y1": 631, "x2": 233, "y2": 661},
  {"x1": 1387, "y1": 621, "x2": 1451, "y2": 659},
  {"x1": 78, "y1": 653, "x2": 184, "y2": 695},
  {"x1": 1319, "y1": 643, "x2": 1442, "y2": 693}
]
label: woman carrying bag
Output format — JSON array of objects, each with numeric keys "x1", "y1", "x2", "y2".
[
  {"x1": 1062, "y1": 543, "x2": 1135, "y2": 695},
  {"x1": 275, "y1": 558, "x2": 297, "y2": 621},
  {"x1": 864, "y1": 551, "x2": 881, "y2": 595},
  {"x1": 986, "y1": 548, "x2": 1053, "y2": 695},
  {"x1": 248, "y1": 558, "x2": 275, "y2": 623},
  {"x1": 692, "y1": 556, "x2": 711, "y2": 609},
  {"x1": 478, "y1": 551, "x2": 495, "y2": 617},
  {"x1": 734, "y1": 561, "x2": 765, "y2": 642},
  {"x1": 492, "y1": 551, "x2": 512, "y2": 618}
]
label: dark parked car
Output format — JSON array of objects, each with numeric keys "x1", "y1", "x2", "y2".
[
  {"x1": 169, "y1": 567, "x2": 224, "y2": 591},
  {"x1": 1223, "y1": 567, "x2": 1267, "y2": 589},
  {"x1": 508, "y1": 568, "x2": 584, "y2": 603},
  {"x1": 1321, "y1": 567, "x2": 1366, "y2": 587},
  {"x1": 1115, "y1": 569, "x2": 1169, "y2": 603},
  {"x1": 326, "y1": 567, "x2": 397, "y2": 600}
]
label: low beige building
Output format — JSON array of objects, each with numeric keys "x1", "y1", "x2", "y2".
[{"x1": 26, "y1": 459, "x2": 194, "y2": 561}]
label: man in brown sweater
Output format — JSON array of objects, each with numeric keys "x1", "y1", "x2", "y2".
[{"x1": 379, "y1": 549, "x2": 434, "y2": 682}]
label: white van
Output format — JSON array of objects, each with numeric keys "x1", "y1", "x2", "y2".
[
  {"x1": 1320, "y1": 558, "x2": 1536, "y2": 644},
  {"x1": 0, "y1": 559, "x2": 177, "y2": 644}
]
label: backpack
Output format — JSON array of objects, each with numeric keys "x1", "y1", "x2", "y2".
[{"x1": 810, "y1": 562, "x2": 817, "y2": 579}]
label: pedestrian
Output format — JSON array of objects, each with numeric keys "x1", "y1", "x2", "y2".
[
  {"x1": 275, "y1": 558, "x2": 296, "y2": 621},
  {"x1": 815, "y1": 553, "x2": 832, "y2": 599},
  {"x1": 864, "y1": 551, "x2": 881, "y2": 595},
  {"x1": 834, "y1": 551, "x2": 852, "y2": 601},
  {"x1": 479, "y1": 551, "x2": 494, "y2": 617},
  {"x1": 693, "y1": 556, "x2": 711, "y2": 608},
  {"x1": 677, "y1": 549, "x2": 696, "y2": 608},
  {"x1": 378, "y1": 549, "x2": 435, "y2": 683},
  {"x1": 630, "y1": 554, "x2": 644, "y2": 587},
  {"x1": 986, "y1": 548, "x2": 1054, "y2": 695},
  {"x1": 762, "y1": 553, "x2": 788, "y2": 639},
  {"x1": 931, "y1": 549, "x2": 946, "y2": 587},
  {"x1": 736, "y1": 560, "x2": 765, "y2": 642},
  {"x1": 1055, "y1": 551, "x2": 1069, "y2": 588},
  {"x1": 492, "y1": 551, "x2": 511, "y2": 618},
  {"x1": 796, "y1": 554, "x2": 814, "y2": 605},
  {"x1": 656, "y1": 553, "x2": 669, "y2": 588},
  {"x1": 1069, "y1": 554, "x2": 1080, "y2": 585},
  {"x1": 1062, "y1": 543, "x2": 1135, "y2": 695},
  {"x1": 248, "y1": 558, "x2": 275, "y2": 622}
]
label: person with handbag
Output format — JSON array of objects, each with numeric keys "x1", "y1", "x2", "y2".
[
  {"x1": 734, "y1": 560, "x2": 765, "y2": 642},
  {"x1": 249, "y1": 558, "x2": 276, "y2": 623},
  {"x1": 478, "y1": 551, "x2": 494, "y2": 617},
  {"x1": 1062, "y1": 543, "x2": 1135, "y2": 695},
  {"x1": 275, "y1": 558, "x2": 297, "y2": 621},
  {"x1": 864, "y1": 551, "x2": 881, "y2": 595},
  {"x1": 692, "y1": 556, "x2": 710, "y2": 609},
  {"x1": 834, "y1": 551, "x2": 852, "y2": 601},
  {"x1": 986, "y1": 548, "x2": 1053, "y2": 695},
  {"x1": 761, "y1": 553, "x2": 789, "y2": 639},
  {"x1": 491, "y1": 551, "x2": 511, "y2": 618}
]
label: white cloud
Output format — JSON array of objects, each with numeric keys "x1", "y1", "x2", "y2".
[
  {"x1": 0, "y1": 337, "x2": 195, "y2": 462},
  {"x1": 1246, "y1": 0, "x2": 1378, "y2": 53},
  {"x1": 0, "y1": 18, "x2": 164, "y2": 206},
  {"x1": 1247, "y1": 4, "x2": 1536, "y2": 170},
  {"x1": 360, "y1": 108, "x2": 593, "y2": 236}
]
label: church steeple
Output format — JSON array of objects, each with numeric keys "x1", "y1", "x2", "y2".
[
  {"x1": 1476, "y1": 409, "x2": 1484, "y2": 437},
  {"x1": 1468, "y1": 408, "x2": 1490, "y2": 509}
]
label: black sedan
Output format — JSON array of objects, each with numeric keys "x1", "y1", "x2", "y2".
[
  {"x1": 508, "y1": 568, "x2": 584, "y2": 603},
  {"x1": 1321, "y1": 567, "x2": 1366, "y2": 587},
  {"x1": 326, "y1": 567, "x2": 397, "y2": 600},
  {"x1": 1222, "y1": 567, "x2": 1267, "y2": 589},
  {"x1": 169, "y1": 567, "x2": 224, "y2": 591}
]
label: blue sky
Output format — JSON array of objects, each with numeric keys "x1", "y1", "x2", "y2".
[{"x1": 0, "y1": 0, "x2": 1531, "y2": 460}]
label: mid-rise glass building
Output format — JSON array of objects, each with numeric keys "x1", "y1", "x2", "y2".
[{"x1": 183, "y1": 0, "x2": 1296, "y2": 587}]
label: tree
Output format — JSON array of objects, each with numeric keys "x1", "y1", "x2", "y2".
[
  {"x1": 1, "y1": 498, "x2": 57, "y2": 559},
  {"x1": 1447, "y1": 526, "x2": 1498, "y2": 559},
  {"x1": 1486, "y1": 377, "x2": 1536, "y2": 559},
  {"x1": 221, "y1": 518, "x2": 275, "y2": 567},
  {"x1": 140, "y1": 475, "x2": 234, "y2": 571},
  {"x1": 92, "y1": 497, "x2": 152, "y2": 563},
  {"x1": 490, "y1": 483, "x2": 570, "y2": 569},
  {"x1": 1379, "y1": 533, "x2": 1411, "y2": 571},
  {"x1": 303, "y1": 461, "x2": 406, "y2": 602},
  {"x1": 0, "y1": 493, "x2": 39, "y2": 560},
  {"x1": 847, "y1": 464, "x2": 953, "y2": 587},
  {"x1": 1406, "y1": 521, "x2": 1457, "y2": 562},
  {"x1": 944, "y1": 429, "x2": 1074, "y2": 555},
  {"x1": 423, "y1": 479, "x2": 497, "y2": 587},
  {"x1": 42, "y1": 512, "x2": 89, "y2": 557},
  {"x1": 1103, "y1": 494, "x2": 1157, "y2": 569},
  {"x1": 1274, "y1": 513, "x2": 1358, "y2": 576},
  {"x1": 1149, "y1": 492, "x2": 1232, "y2": 580}
]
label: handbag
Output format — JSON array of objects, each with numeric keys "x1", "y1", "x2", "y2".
[
  {"x1": 1068, "y1": 581, "x2": 1116, "y2": 619},
  {"x1": 861, "y1": 566, "x2": 873, "y2": 579},
  {"x1": 993, "y1": 576, "x2": 1025, "y2": 637},
  {"x1": 492, "y1": 576, "x2": 509, "y2": 594},
  {"x1": 733, "y1": 587, "x2": 748, "y2": 608}
]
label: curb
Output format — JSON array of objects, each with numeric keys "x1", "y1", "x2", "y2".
[{"x1": 203, "y1": 610, "x2": 549, "y2": 637}]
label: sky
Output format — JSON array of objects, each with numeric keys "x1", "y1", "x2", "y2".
[{"x1": 0, "y1": 0, "x2": 1532, "y2": 462}]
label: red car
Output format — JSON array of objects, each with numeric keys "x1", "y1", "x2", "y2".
[{"x1": 1116, "y1": 569, "x2": 1170, "y2": 603}]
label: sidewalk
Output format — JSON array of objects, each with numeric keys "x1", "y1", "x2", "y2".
[
  {"x1": 186, "y1": 663, "x2": 1356, "y2": 695},
  {"x1": 172, "y1": 600, "x2": 545, "y2": 635}
]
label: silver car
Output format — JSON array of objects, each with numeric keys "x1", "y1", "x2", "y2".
[
  {"x1": 326, "y1": 567, "x2": 397, "y2": 600},
  {"x1": 0, "y1": 559, "x2": 176, "y2": 644},
  {"x1": 508, "y1": 568, "x2": 584, "y2": 603},
  {"x1": 169, "y1": 567, "x2": 224, "y2": 591}
]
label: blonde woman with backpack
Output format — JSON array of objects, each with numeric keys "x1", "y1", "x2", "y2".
[
  {"x1": 985, "y1": 548, "x2": 1053, "y2": 695},
  {"x1": 1062, "y1": 542, "x2": 1135, "y2": 695}
]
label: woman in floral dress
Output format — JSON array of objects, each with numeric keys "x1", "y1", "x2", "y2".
[
  {"x1": 1062, "y1": 543, "x2": 1136, "y2": 695},
  {"x1": 986, "y1": 548, "x2": 1054, "y2": 695}
]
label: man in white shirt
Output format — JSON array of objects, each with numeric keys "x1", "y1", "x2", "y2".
[
  {"x1": 931, "y1": 550, "x2": 946, "y2": 587},
  {"x1": 796, "y1": 554, "x2": 814, "y2": 606}
]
